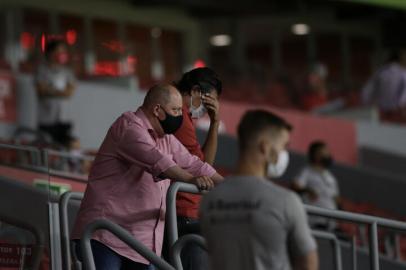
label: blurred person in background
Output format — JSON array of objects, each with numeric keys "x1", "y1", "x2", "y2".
[
  {"x1": 72, "y1": 84, "x2": 223, "y2": 270},
  {"x1": 292, "y1": 141, "x2": 341, "y2": 231},
  {"x1": 201, "y1": 110, "x2": 318, "y2": 270},
  {"x1": 35, "y1": 40, "x2": 76, "y2": 147},
  {"x1": 301, "y1": 63, "x2": 329, "y2": 111},
  {"x1": 167, "y1": 67, "x2": 222, "y2": 270},
  {"x1": 362, "y1": 47, "x2": 406, "y2": 123}
]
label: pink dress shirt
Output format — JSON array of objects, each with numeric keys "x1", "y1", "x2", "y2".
[{"x1": 72, "y1": 108, "x2": 216, "y2": 264}]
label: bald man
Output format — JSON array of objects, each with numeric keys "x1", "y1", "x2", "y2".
[{"x1": 72, "y1": 84, "x2": 223, "y2": 270}]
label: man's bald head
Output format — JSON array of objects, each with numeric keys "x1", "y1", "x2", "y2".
[{"x1": 143, "y1": 84, "x2": 181, "y2": 108}]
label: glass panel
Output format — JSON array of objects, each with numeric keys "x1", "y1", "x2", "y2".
[
  {"x1": 45, "y1": 147, "x2": 92, "y2": 196},
  {"x1": 0, "y1": 221, "x2": 43, "y2": 270},
  {"x1": 0, "y1": 143, "x2": 51, "y2": 269}
]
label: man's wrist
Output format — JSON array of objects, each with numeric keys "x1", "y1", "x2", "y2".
[{"x1": 210, "y1": 118, "x2": 220, "y2": 126}]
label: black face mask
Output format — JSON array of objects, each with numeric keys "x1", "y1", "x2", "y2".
[
  {"x1": 320, "y1": 156, "x2": 333, "y2": 168},
  {"x1": 158, "y1": 107, "x2": 183, "y2": 134}
]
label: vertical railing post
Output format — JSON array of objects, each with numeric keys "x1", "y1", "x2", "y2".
[{"x1": 369, "y1": 222, "x2": 380, "y2": 270}]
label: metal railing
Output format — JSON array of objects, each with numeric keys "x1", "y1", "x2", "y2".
[
  {"x1": 312, "y1": 230, "x2": 343, "y2": 270},
  {"x1": 166, "y1": 182, "x2": 201, "y2": 248},
  {"x1": 59, "y1": 192, "x2": 84, "y2": 270},
  {"x1": 0, "y1": 143, "x2": 91, "y2": 183},
  {"x1": 170, "y1": 234, "x2": 206, "y2": 270},
  {"x1": 80, "y1": 219, "x2": 175, "y2": 270},
  {"x1": 0, "y1": 143, "x2": 42, "y2": 167},
  {"x1": 305, "y1": 205, "x2": 406, "y2": 270},
  {"x1": 166, "y1": 182, "x2": 406, "y2": 270},
  {"x1": 166, "y1": 183, "x2": 347, "y2": 269}
]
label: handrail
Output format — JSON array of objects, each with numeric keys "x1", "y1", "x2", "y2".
[
  {"x1": 0, "y1": 143, "x2": 41, "y2": 153},
  {"x1": 169, "y1": 232, "x2": 343, "y2": 270},
  {"x1": 59, "y1": 192, "x2": 84, "y2": 270},
  {"x1": 45, "y1": 149, "x2": 95, "y2": 162},
  {"x1": 0, "y1": 143, "x2": 42, "y2": 166},
  {"x1": 0, "y1": 142, "x2": 91, "y2": 183},
  {"x1": 305, "y1": 206, "x2": 406, "y2": 230},
  {"x1": 166, "y1": 182, "x2": 200, "y2": 248},
  {"x1": 312, "y1": 230, "x2": 342, "y2": 270},
  {"x1": 0, "y1": 214, "x2": 46, "y2": 270},
  {"x1": 80, "y1": 219, "x2": 175, "y2": 270},
  {"x1": 305, "y1": 205, "x2": 406, "y2": 270},
  {"x1": 169, "y1": 234, "x2": 206, "y2": 270},
  {"x1": 0, "y1": 162, "x2": 89, "y2": 183}
]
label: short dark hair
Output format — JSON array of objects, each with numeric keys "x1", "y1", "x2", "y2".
[
  {"x1": 237, "y1": 110, "x2": 292, "y2": 151},
  {"x1": 45, "y1": 40, "x2": 66, "y2": 59},
  {"x1": 308, "y1": 140, "x2": 326, "y2": 163},
  {"x1": 175, "y1": 67, "x2": 222, "y2": 95}
]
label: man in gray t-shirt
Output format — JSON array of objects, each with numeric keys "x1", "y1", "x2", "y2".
[{"x1": 200, "y1": 110, "x2": 318, "y2": 270}]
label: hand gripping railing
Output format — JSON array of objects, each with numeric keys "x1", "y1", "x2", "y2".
[
  {"x1": 305, "y1": 205, "x2": 406, "y2": 270},
  {"x1": 59, "y1": 191, "x2": 84, "y2": 270},
  {"x1": 80, "y1": 219, "x2": 175, "y2": 270},
  {"x1": 170, "y1": 234, "x2": 207, "y2": 270}
]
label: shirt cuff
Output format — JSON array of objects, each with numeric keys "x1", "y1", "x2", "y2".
[
  {"x1": 198, "y1": 162, "x2": 217, "y2": 177},
  {"x1": 151, "y1": 154, "x2": 177, "y2": 179}
]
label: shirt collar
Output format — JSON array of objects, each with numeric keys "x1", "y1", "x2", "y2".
[{"x1": 135, "y1": 107, "x2": 159, "y2": 141}]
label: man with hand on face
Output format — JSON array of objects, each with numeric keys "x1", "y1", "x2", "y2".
[
  {"x1": 169, "y1": 67, "x2": 221, "y2": 270},
  {"x1": 72, "y1": 84, "x2": 223, "y2": 270},
  {"x1": 200, "y1": 110, "x2": 318, "y2": 270}
]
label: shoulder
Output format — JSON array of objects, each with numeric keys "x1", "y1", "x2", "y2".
[{"x1": 110, "y1": 111, "x2": 146, "y2": 138}]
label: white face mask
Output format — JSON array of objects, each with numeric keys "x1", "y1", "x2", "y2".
[
  {"x1": 267, "y1": 150, "x2": 289, "y2": 178},
  {"x1": 189, "y1": 95, "x2": 207, "y2": 119}
]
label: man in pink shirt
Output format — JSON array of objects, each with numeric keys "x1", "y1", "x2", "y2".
[{"x1": 72, "y1": 84, "x2": 223, "y2": 270}]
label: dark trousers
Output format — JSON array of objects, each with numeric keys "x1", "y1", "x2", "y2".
[{"x1": 74, "y1": 240, "x2": 155, "y2": 270}]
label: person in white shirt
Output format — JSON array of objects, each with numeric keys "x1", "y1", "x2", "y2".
[
  {"x1": 292, "y1": 141, "x2": 340, "y2": 230},
  {"x1": 362, "y1": 48, "x2": 406, "y2": 122},
  {"x1": 35, "y1": 40, "x2": 76, "y2": 147}
]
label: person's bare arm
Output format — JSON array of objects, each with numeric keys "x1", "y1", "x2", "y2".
[
  {"x1": 292, "y1": 250, "x2": 319, "y2": 270},
  {"x1": 292, "y1": 181, "x2": 318, "y2": 202},
  {"x1": 201, "y1": 94, "x2": 220, "y2": 165}
]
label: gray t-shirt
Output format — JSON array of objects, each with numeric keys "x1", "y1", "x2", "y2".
[
  {"x1": 35, "y1": 64, "x2": 76, "y2": 125},
  {"x1": 200, "y1": 176, "x2": 317, "y2": 270},
  {"x1": 294, "y1": 167, "x2": 339, "y2": 210}
]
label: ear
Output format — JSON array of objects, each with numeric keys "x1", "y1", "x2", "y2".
[
  {"x1": 258, "y1": 138, "x2": 268, "y2": 159},
  {"x1": 152, "y1": 104, "x2": 161, "y2": 118}
]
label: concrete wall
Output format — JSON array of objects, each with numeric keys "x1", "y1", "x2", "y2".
[{"x1": 357, "y1": 121, "x2": 406, "y2": 157}]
